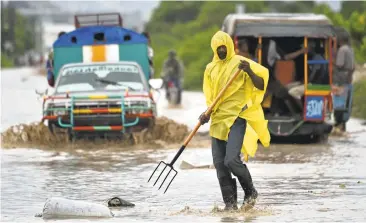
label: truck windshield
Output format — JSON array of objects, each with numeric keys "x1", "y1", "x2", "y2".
[{"x1": 55, "y1": 63, "x2": 146, "y2": 93}]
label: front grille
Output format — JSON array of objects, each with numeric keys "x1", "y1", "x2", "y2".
[
  {"x1": 73, "y1": 103, "x2": 120, "y2": 110},
  {"x1": 72, "y1": 100, "x2": 152, "y2": 116},
  {"x1": 46, "y1": 99, "x2": 154, "y2": 119}
]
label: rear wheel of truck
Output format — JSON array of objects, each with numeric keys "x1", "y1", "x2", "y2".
[{"x1": 313, "y1": 134, "x2": 329, "y2": 143}]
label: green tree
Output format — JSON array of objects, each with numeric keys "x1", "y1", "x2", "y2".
[
  {"x1": 340, "y1": 1, "x2": 366, "y2": 19},
  {"x1": 1, "y1": 54, "x2": 14, "y2": 68},
  {"x1": 313, "y1": 3, "x2": 366, "y2": 63},
  {"x1": 1, "y1": 5, "x2": 36, "y2": 67},
  {"x1": 269, "y1": 1, "x2": 315, "y2": 13}
]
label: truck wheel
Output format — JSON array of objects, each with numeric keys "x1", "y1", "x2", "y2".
[{"x1": 315, "y1": 134, "x2": 328, "y2": 143}]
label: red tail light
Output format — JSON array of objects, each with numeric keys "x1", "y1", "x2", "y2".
[{"x1": 168, "y1": 81, "x2": 174, "y2": 87}]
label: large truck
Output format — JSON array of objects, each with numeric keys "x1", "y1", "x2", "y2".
[{"x1": 41, "y1": 13, "x2": 162, "y2": 141}]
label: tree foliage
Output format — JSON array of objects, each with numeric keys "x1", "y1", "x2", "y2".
[
  {"x1": 313, "y1": 3, "x2": 366, "y2": 63},
  {"x1": 340, "y1": 1, "x2": 366, "y2": 19},
  {"x1": 352, "y1": 78, "x2": 366, "y2": 120},
  {"x1": 268, "y1": 1, "x2": 315, "y2": 13},
  {"x1": 146, "y1": 1, "x2": 366, "y2": 90},
  {"x1": 1, "y1": 6, "x2": 35, "y2": 67}
]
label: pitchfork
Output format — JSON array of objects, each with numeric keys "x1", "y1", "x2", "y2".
[{"x1": 147, "y1": 68, "x2": 243, "y2": 194}]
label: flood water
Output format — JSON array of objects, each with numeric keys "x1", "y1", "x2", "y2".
[{"x1": 1, "y1": 68, "x2": 366, "y2": 222}]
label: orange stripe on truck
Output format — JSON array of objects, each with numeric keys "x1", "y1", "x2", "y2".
[{"x1": 92, "y1": 45, "x2": 106, "y2": 62}]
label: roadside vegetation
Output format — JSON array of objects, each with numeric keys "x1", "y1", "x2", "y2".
[
  {"x1": 1, "y1": 4, "x2": 36, "y2": 68},
  {"x1": 352, "y1": 76, "x2": 366, "y2": 120}
]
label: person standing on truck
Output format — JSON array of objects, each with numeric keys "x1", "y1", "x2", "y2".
[
  {"x1": 46, "y1": 31, "x2": 66, "y2": 87},
  {"x1": 161, "y1": 50, "x2": 184, "y2": 104},
  {"x1": 199, "y1": 31, "x2": 270, "y2": 211},
  {"x1": 332, "y1": 33, "x2": 355, "y2": 132}
]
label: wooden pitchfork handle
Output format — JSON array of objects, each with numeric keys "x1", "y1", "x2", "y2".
[{"x1": 168, "y1": 69, "x2": 243, "y2": 166}]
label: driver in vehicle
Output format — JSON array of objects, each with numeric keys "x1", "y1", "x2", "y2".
[{"x1": 161, "y1": 50, "x2": 184, "y2": 104}]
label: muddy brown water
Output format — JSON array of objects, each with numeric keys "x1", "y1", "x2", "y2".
[{"x1": 1, "y1": 68, "x2": 366, "y2": 222}]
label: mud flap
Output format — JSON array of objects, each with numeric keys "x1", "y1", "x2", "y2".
[{"x1": 268, "y1": 120, "x2": 304, "y2": 136}]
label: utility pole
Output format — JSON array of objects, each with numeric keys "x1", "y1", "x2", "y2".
[
  {"x1": 1, "y1": 1, "x2": 5, "y2": 52},
  {"x1": 7, "y1": 1, "x2": 16, "y2": 56},
  {"x1": 236, "y1": 4, "x2": 246, "y2": 14}
]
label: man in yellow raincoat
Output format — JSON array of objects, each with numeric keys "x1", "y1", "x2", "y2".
[{"x1": 199, "y1": 31, "x2": 270, "y2": 211}]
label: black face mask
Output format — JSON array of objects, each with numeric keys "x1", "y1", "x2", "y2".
[{"x1": 217, "y1": 45, "x2": 227, "y2": 60}]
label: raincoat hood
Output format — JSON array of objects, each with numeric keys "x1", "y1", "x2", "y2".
[{"x1": 211, "y1": 31, "x2": 236, "y2": 63}]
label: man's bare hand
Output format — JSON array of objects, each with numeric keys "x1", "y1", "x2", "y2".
[
  {"x1": 238, "y1": 60, "x2": 252, "y2": 73},
  {"x1": 239, "y1": 60, "x2": 264, "y2": 90},
  {"x1": 199, "y1": 112, "x2": 210, "y2": 125}
]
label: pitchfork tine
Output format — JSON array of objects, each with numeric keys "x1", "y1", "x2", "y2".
[
  {"x1": 147, "y1": 161, "x2": 162, "y2": 183},
  {"x1": 164, "y1": 169, "x2": 178, "y2": 194},
  {"x1": 158, "y1": 167, "x2": 173, "y2": 190},
  {"x1": 153, "y1": 164, "x2": 168, "y2": 186}
]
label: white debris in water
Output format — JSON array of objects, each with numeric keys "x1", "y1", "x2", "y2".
[{"x1": 42, "y1": 197, "x2": 114, "y2": 219}]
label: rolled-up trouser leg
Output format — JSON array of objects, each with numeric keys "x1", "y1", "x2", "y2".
[{"x1": 223, "y1": 118, "x2": 255, "y2": 195}]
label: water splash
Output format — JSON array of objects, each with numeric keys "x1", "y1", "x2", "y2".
[
  {"x1": 0, "y1": 117, "x2": 202, "y2": 151},
  {"x1": 169, "y1": 204, "x2": 274, "y2": 218}
]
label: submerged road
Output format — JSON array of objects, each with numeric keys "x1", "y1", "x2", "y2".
[{"x1": 1, "y1": 68, "x2": 366, "y2": 222}]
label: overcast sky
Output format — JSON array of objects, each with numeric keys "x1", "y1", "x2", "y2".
[
  {"x1": 4, "y1": 0, "x2": 340, "y2": 22},
  {"x1": 49, "y1": 0, "x2": 341, "y2": 22}
]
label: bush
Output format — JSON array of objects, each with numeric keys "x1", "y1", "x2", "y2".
[
  {"x1": 352, "y1": 78, "x2": 366, "y2": 119},
  {"x1": 1, "y1": 55, "x2": 14, "y2": 68}
]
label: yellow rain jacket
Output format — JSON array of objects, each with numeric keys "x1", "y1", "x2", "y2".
[{"x1": 203, "y1": 31, "x2": 271, "y2": 161}]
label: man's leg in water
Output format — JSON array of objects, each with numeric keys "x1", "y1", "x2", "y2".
[
  {"x1": 174, "y1": 77, "x2": 182, "y2": 104},
  {"x1": 212, "y1": 138, "x2": 238, "y2": 210},
  {"x1": 164, "y1": 76, "x2": 170, "y2": 99},
  {"x1": 224, "y1": 117, "x2": 258, "y2": 210}
]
